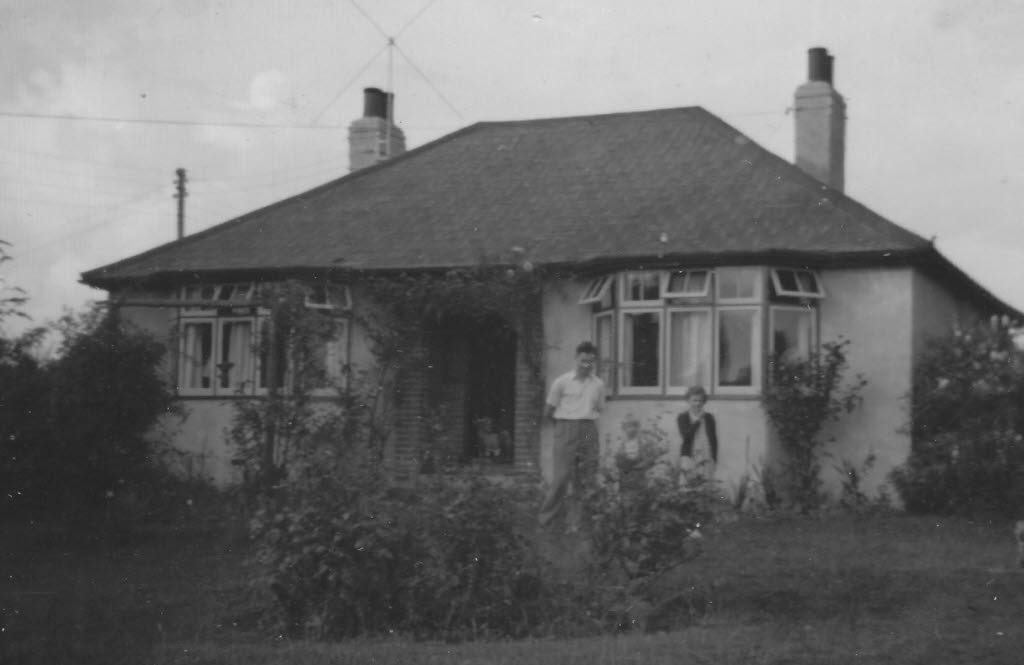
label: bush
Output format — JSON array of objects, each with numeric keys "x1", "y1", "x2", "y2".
[
  {"x1": 0, "y1": 307, "x2": 178, "y2": 523},
  {"x1": 891, "y1": 317, "x2": 1024, "y2": 516},
  {"x1": 761, "y1": 339, "x2": 865, "y2": 512},
  {"x1": 587, "y1": 441, "x2": 708, "y2": 582},
  {"x1": 251, "y1": 470, "x2": 541, "y2": 641}
]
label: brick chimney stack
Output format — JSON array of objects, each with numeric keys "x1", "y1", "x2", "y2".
[
  {"x1": 794, "y1": 47, "x2": 845, "y2": 192},
  {"x1": 348, "y1": 87, "x2": 407, "y2": 172}
]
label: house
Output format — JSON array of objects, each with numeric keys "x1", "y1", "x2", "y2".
[{"x1": 81, "y1": 48, "x2": 1016, "y2": 496}]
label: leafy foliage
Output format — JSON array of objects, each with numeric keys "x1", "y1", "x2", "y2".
[
  {"x1": 0, "y1": 240, "x2": 29, "y2": 331},
  {"x1": 0, "y1": 305, "x2": 178, "y2": 522},
  {"x1": 761, "y1": 339, "x2": 866, "y2": 512},
  {"x1": 587, "y1": 425, "x2": 709, "y2": 582},
  {"x1": 227, "y1": 281, "x2": 354, "y2": 492},
  {"x1": 891, "y1": 317, "x2": 1024, "y2": 516},
  {"x1": 250, "y1": 466, "x2": 541, "y2": 640},
  {"x1": 46, "y1": 308, "x2": 178, "y2": 519}
]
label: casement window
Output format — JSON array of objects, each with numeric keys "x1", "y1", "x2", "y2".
[
  {"x1": 663, "y1": 270, "x2": 711, "y2": 298},
  {"x1": 583, "y1": 267, "x2": 822, "y2": 397},
  {"x1": 667, "y1": 308, "x2": 711, "y2": 394},
  {"x1": 621, "y1": 271, "x2": 662, "y2": 305},
  {"x1": 579, "y1": 275, "x2": 614, "y2": 306},
  {"x1": 770, "y1": 306, "x2": 816, "y2": 363},
  {"x1": 770, "y1": 269, "x2": 825, "y2": 299},
  {"x1": 715, "y1": 307, "x2": 761, "y2": 394},
  {"x1": 619, "y1": 309, "x2": 662, "y2": 392},
  {"x1": 178, "y1": 282, "x2": 349, "y2": 397}
]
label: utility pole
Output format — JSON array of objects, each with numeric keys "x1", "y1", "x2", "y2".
[{"x1": 174, "y1": 168, "x2": 188, "y2": 240}]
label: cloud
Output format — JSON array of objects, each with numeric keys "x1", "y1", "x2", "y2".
[{"x1": 231, "y1": 69, "x2": 294, "y2": 112}]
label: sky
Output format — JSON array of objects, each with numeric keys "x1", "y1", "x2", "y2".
[{"x1": 2, "y1": 0, "x2": 1023, "y2": 336}]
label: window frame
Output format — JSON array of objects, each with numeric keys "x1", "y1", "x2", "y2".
[
  {"x1": 215, "y1": 316, "x2": 258, "y2": 395},
  {"x1": 617, "y1": 307, "x2": 664, "y2": 395},
  {"x1": 178, "y1": 318, "x2": 217, "y2": 397},
  {"x1": 579, "y1": 275, "x2": 615, "y2": 306},
  {"x1": 593, "y1": 310, "x2": 616, "y2": 387},
  {"x1": 713, "y1": 305, "x2": 763, "y2": 396},
  {"x1": 769, "y1": 305, "x2": 818, "y2": 364},
  {"x1": 770, "y1": 269, "x2": 825, "y2": 299},
  {"x1": 176, "y1": 282, "x2": 351, "y2": 398},
  {"x1": 663, "y1": 269, "x2": 711, "y2": 299},
  {"x1": 715, "y1": 267, "x2": 764, "y2": 304},
  {"x1": 665, "y1": 306, "x2": 713, "y2": 396},
  {"x1": 620, "y1": 271, "x2": 663, "y2": 306}
]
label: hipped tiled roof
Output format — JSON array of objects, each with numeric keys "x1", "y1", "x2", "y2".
[{"x1": 83, "y1": 107, "x2": 940, "y2": 288}]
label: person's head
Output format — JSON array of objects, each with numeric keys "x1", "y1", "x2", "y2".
[
  {"x1": 574, "y1": 341, "x2": 598, "y2": 377},
  {"x1": 685, "y1": 385, "x2": 707, "y2": 412}
]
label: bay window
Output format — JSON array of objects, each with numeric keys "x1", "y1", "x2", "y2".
[{"x1": 587, "y1": 266, "x2": 822, "y2": 397}]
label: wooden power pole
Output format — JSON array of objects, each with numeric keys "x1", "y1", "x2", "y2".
[{"x1": 175, "y1": 168, "x2": 188, "y2": 239}]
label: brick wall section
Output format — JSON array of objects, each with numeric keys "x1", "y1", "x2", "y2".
[
  {"x1": 513, "y1": 307, "x2": 544, "y2": 473},
  {"x1": 390, "y1": 339, "x2": 430, "y2": 483}
]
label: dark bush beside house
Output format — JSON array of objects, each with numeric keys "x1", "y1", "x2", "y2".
[
  {"x1": 0, "y1": 306, "x2": 178, "y2": 524},
  {"x1": 892, "y1": 317, "x2": 1024, "y2": 516}
]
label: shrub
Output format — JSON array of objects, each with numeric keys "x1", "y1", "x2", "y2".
[
  {"x1": 761, "y1": 339, "x2": 866, "y2": 512},
  {"x1": 250, "y1": 468, "x2": 541, "y2": 641},
  {"x1": 0, "y1": 307, "x2": 179, "y2": 523},
  {"x1": 44, "y1": 308, "x2": 177, "y2": 520},
  {"x1": 891, "y1": 317, "x2": 1024, "y2": 516}
]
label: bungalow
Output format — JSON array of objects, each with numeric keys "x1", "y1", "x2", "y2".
[{"x1": 81, "y1": 48, "x2": 1015, "y2": 497}]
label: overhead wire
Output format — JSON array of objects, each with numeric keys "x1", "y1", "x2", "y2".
[{"x1": 0, "y1": 109, "x2": 345, "y2": 131}]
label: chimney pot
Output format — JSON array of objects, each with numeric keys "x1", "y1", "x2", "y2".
[
  {"x1": 363, "y1": 87, "x2": 388, "y2": 119},
  {"x1": 807, "y1": 47, "x2": 832, "y2": 84}
]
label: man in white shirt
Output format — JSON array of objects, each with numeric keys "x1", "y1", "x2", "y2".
[{"x1": 538, "y1": 341, "x2": 606, "y2": 530}]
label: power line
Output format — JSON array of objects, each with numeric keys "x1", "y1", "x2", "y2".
[
  {"x1": 309, "y1": 42, "x2": 390, "y2": 125},
  {"x1": 14, "y1": 186, "x2": 169, "y2": 256},
  {"x1": 0, "y1": 109, "x2": 345, "y2": 131},
  {"x1": 394, "y1": 43, "x2": 463, "y2": 120}
]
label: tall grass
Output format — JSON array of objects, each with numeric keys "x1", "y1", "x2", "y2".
[{"x1": 4, "y1": 513, "x2": 1023, "y2": 665}]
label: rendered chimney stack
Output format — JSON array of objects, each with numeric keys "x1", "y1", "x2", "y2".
[
  {"x1": 348, "y1": 87, "x2": 407, "y2": 172},
  {"x1": 794, "y1": 47, "x2": 846, "y2": 192}
]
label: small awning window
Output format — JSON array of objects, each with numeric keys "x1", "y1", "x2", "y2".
[
  {"x1": 579, "y1": 274, "x2": 614, "y2": 305},
  {"x1": 770, "y1": 269, "x2": 825, "y2": 299},
  {"x1": 663, "y1": 269, "x2": 711, "y2": 298},
  {"x1": 305, "y1": 284, "x2": 352, "y2": 311}
]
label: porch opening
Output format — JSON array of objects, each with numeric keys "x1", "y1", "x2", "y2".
[{"x1": 429, "y1": 313, "x2": 517, "y2": 464}]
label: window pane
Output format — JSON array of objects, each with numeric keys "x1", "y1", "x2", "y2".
[
  {"x1": 667, "y1": 271, "x2": 687, "y2": 293},
  {"x1": 622, "y1": 311, "x2": 660, "y2": 387},
  {"x1": 595, "y1": 315, "x2": 614, "y2": 385},
  {"x1": 686, "y1": 270, "x2": 708, "y2": 294},
  {"x1": 717, "y1": 268, "x2": 759, "y2": 300},
  {"x1": 773, "y1": 308, "x2": 813, "y2": 362},
  {"x1": 718, "y1": 309, "x2": 756, "y2": 387},
  {"x1": 181, "y1": 322, "x2": 213, "y2": 389},
  {"x1": 795, "y1": 271, "x2": 819, "y2": 295},
  {"x1": 668, "y1": 310, "x2": 710, "y2": 388},
  {"x1": 776, "y1": 270, "x2": 799, "y2": 293},
  {"x1": 624, "y1": 272, "x2": 660, "y2": 302},
  {"x1": 219, "y1": 321, "x2": 253, "y2": 392}
]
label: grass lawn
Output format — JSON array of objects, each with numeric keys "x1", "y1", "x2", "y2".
[{"x1": 2, "y1": 513, "x2": 1022, "y2": 664}]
